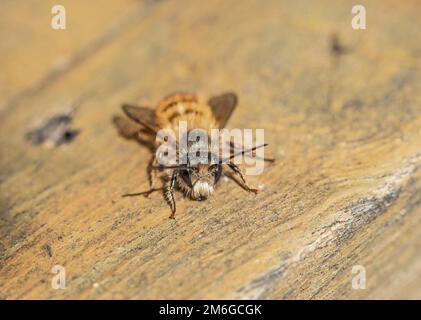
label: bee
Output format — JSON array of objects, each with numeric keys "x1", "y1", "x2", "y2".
[{"x1": 114, "y1": 92, "x2": 271, "y2": 218}]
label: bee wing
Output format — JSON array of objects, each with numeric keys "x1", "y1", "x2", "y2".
[
  {"x1": 208, "y1": 92, "x2": 238, "y2": 128},
  {"x1": 113, "y1": 115, "x2": 140, "y2": 139},
  {"x1": 112, "y1": 115, "x2": 155, "y2": 145},
  {"x1": 121, "y1": 104, "x2": 158, "y2": 133}
]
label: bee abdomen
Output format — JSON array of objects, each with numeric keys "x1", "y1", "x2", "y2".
[
  {"x1": 157, "y1": 92, "x2": 198, "y2": 113},
  {"x1": 155, "y1": 93, "x2": 216, "y2": 129}
]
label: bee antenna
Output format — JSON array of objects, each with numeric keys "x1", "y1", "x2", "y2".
[
  {"x1": 219, "y1": 144, "x2": 268, "y2": 164},
  {"x1": 152, "y1": 164, "x2": 188, "y2": 170}
]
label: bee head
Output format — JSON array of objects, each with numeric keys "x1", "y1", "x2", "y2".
[{"x1": 182, "y1": 163, "x2": 222, "y2": 200}]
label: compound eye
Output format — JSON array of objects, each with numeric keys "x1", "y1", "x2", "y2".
[
  {"x1": 208, "y1": 164, "x2": 219, "y2": 174},
  {"x1": 182, "y1": 170, "x2": 189, "y2": 178},
  {"x1": 181, "y1": 170, "x2": 192, "y2": 186}
]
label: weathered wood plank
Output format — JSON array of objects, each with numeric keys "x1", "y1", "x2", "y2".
[
  {"x1": 0, "y1": 0, "x2": 138, "y2": 112},
  {"x1": 0, "y1": 0, "x2": 420, "y2": 299}
]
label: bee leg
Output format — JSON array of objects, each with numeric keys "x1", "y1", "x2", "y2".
[
  {"x1": 262, "y1": 157, "x2": 275, "y2": 162},
  {"x1": 226, "y1": 162, "x2": 258, "y2": 194},
  {"x1": 122, "y1": 157, "x2": 161, "y2": 199},
  {"x1": 147, "y1": 156, "x2": 158, "y2": 190},
  {"x1": 229, "y1": 141, "x2": 275, "y2": 162},
  {"x1": 122, "y1": 188, "x2": 163, "y2": 198},
  {"x1": 164, "y1": 171, "x2": 177, "y2": 219}
]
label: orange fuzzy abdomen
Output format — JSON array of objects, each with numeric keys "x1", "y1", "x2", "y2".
[{"x1": 155, "y1": 94, "x2": 218, "y2": 133}]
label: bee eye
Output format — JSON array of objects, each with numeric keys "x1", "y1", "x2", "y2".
[
  {"x1": 181, "y1": 169, "x2": 192, "y2": 187},
  {"x1": 208, "y1": 164, "x2": 219, "y2": 174}
]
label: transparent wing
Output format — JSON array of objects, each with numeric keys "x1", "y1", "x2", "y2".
[
  {"x1": 121, "y1": 104, "x2": 158, "y2": 133},
  {"x1": 208, "y1": 92, "x2": 238, "y2": 128}
]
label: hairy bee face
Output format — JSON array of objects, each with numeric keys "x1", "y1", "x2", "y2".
[{"x1": 181, "y1": 163, "x2": 222, "y2": 200}]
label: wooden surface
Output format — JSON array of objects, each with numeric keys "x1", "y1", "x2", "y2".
[{"x1": 0, "y1": 0, "x2": 420, "y2": 299}]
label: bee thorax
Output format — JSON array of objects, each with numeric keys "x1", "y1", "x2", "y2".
[{"x1": 192, "y1": 181, "x2": 214, "y2": 200}]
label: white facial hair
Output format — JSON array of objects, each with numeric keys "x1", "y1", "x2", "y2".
[{"x1": 192, "y1": 180, "x2": 214, "y2": 200}]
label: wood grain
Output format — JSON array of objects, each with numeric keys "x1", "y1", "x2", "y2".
[{"x1": 0, "y1": 0, "x2": 420, "y2": 299}]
